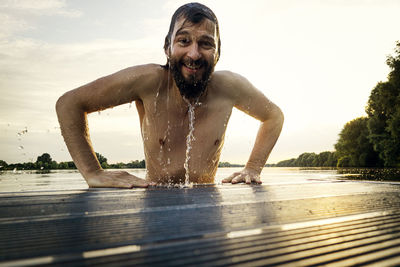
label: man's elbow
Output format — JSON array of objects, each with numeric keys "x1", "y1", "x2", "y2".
[
  {"x1": 55, "y1": 93, "x2": 69, "y2": 118},
  {"x1": 265, "y1": 104, "x2": 284, "y2": 127},
  {"x1": 55, "y1": 91, "x2": 79, "y2": 119},
  {"x1": 275, "y1": 106, "x2": 284, "y2": 127}
]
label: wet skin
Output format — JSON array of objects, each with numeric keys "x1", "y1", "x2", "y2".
[{"x1": 56, "y1": 17, "x2": 284, "y2": 188}]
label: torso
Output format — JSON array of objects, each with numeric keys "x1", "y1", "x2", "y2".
[{"x1": 135, "y1": 66, "x2": 235, "y2": 184}]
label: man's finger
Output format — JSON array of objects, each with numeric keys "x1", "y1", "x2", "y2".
[
  {"x1": 251, "y1": 175, "x2": 262, "y2": 184},
  {"x1": 222, "y1": 178, "x2": 231, "y2": 183},
  {"x1": 231, "y1": 175, "x2": 243, "y2": 184},
  {"x1": 222, "y1": 172, "x2": 240, "y2": 183},
  {"x1": 129, "y1": 178, "x2": 149, "y2": 188}
]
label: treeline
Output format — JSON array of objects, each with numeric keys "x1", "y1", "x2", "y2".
[
  {"x1": 0, "y1": 153, "x2": 145, "y2": 171},
  {"x1": 218, "y1": 162, "x2": 245, "y2": 167},
  {"x1": 277, "y1": 41, "x2": 400, "y2": 168},
  {"x1": 334, "y1": 42, "x2": 400, "y2": 167},
  {"x1": 275, "y1": 151, "x2": 338, "y2": 167},
  {"x1": 0, "y1": 152, "x2": 243, "y2": 171}
]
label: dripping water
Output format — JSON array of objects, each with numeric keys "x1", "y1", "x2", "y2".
[{"x1": 183, "y1": 99, "x2": 196, "y2": 187}]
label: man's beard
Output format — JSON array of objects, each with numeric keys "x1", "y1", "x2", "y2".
[{"x1": 169, "y1": 57, "x2": 214, "y2": 100}]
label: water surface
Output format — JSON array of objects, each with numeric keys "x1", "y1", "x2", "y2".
[{"x1": 0, "y1": 167, "x2": 344, "y2": 193}]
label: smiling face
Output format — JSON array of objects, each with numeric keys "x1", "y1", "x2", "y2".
[{"x1": 167, "y1": 17, "x2": 218, "y2": 100}]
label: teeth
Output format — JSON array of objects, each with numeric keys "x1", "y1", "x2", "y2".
[{"x1": 185, "y1": 63, "x2": 199, "y2": 70}]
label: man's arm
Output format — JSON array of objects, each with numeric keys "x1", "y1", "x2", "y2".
[
  {"x1": 56, "y1": 64, "x2": 161, "y2": 188},
  {"x1": 221, "y1": 72, "x2": 284, "y2": 184}
]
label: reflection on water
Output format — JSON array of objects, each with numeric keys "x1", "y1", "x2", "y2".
[
  {"x1": 337, "y1": 168, "x2": 400, "y2": 181},
  {"x1": 0, "y1": 167, "x2": 341, "y2": 193},
  {"x1": 0, "y1": 169, "x2": 87, "y2": 192},
  {"x1": 1, "y1": 167, "x2": 399, "y2": 193}
]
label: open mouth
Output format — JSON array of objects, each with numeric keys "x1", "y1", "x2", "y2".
[{"x1": 183, "y1": 62, "x2": 201, "y2": 71}]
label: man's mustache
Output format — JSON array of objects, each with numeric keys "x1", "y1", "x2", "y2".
[{"x1": 181, "y1": 58, "x2": 207, "y2": 69}]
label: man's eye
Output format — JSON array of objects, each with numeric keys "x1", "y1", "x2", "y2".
[
  {"x1": 178, "y1": 38, "x2": 189, "y2": 45},
  {"x1": 201, "y1": 41, "x2": 215, "y2": 49}
]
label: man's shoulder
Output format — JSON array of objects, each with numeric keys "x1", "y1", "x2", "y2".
[
  {"x1": 123, "y1": 63, "x2": 166, "y2": 77},
  {"x1": 209, "y1": 70, "x2": 249, "y2": 96},
  {"x1": 212, "y1": 70, "x2": 237, "y2": 80},
  {"x1": 108, "y1": 64, "x2": 168, "y2": 99},
  {"x1": 211, "y1": 70, "x2": 247, "y2": 85},
  {"x1": 121, "y1": 63, "x2": 168, "y2": 89}
]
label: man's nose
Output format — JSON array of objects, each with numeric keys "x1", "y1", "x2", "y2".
[{"x1": 187, "y1": 43, "x2": 201, "y2": 60}]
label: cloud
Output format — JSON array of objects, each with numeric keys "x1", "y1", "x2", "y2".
[
  {"x1": 0, "y1": 36, "x2": 165, "y2": 123},
  {"x1": 0, "y1": 12, "x2": 33, "y2": 38},
  {"x1": 0, "y1": 0, "x2": 82, "y2": 39},
  {"x1": 0, "y1": 0, "x2": 82, "y2": 17}
]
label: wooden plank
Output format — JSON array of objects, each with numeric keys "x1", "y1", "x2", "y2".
[{"x1": 1, "y1": 181, "x2": 400, "y2": 266}]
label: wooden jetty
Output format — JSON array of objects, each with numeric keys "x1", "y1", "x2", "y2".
[{"x1": 1, "y1": 175, "x2": 400, "y2": 266}]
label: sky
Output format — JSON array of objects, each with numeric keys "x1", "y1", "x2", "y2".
[{"x1": 1, "y1": 0, "x2": 399, "y2": 165}]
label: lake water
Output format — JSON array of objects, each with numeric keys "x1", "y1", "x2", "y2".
[{"x1": 0, "y1": 167, "x2": 347, "y2": 193}]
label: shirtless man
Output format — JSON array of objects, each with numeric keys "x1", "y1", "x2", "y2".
[{"x1": 56, "y1": 3, "x2": 284, "y2": 188}]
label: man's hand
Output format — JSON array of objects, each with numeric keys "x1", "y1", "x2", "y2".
[
  {"x1": 222, "y1": 168, "x2": 262, "y2": 184},
  {"x1": 86, "y1": 170, "x2": 149, "y2": 188}
]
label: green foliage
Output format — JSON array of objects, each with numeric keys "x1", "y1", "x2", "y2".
[
  {"x1": 218, "y1": 162, "x2": 244, "y2": 167},
  {"x1": 275, "y1": 158, "x2": 296, "y2": 167},
  {"x1": 108, "y1": 160, "x2": 146, "y2": 169},
  {"x1": 365, "y1": 41, "x2": 400, "y2": 167},
  {"x1": 0, "y1": 152, "x2": 146, "y2": 171},
  {"x1": 0, "y1": 160, "x2": 8, "y2": 169},
  {"x1": 35, "y1": 153, "x2": 53, "y2": 169},
  {"x1": 337, "y1": 156, "x2": 353, "y2": 167},
  {"x1": 276, "y1": 151, "x2": 337, "y2": 167},
  {"x1": 335, "y1": 117, "x2": 380, "y2": 167},
  {"x1": 127, "y1": 160, "x2": 146, "y2": 168},
  {"x1": 325, "y1": 152, "x2": 338, "y2": 167},
  {"x1": 95, "y1": 152, "x2": 108, "y2": 165},
  {"x1": 296, "y1": 152, "x2": 316, "y2": 167}
]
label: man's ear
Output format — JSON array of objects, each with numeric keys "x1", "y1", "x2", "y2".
[{"x1": 165, "y1": 46, "x2": 171, "y2": 59}]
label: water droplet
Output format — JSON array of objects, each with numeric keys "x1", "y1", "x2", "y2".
[
  {"x1": 183, "y1": 101, "x2": 196, "y2": 186},
  {"x1": 18, "y1": 145, "x2": 24, "y2": 150}
]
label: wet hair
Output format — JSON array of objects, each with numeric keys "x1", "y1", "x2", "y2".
[{"x1": 163, "y1": 2, "x2": 221, "y2": 67}]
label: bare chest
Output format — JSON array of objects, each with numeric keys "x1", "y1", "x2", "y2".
[{"x1": 141, "y1": 97, "x2": 232, "y2": 153}]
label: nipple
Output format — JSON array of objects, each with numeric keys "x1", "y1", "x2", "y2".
[{"x1": 159, "y1": 138, "x2": 165, "y2": 146}]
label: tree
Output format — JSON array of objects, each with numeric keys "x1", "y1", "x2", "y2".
[
  {"x1": 295, "y1": 152, "x2": 317, "y2": 167},
  {"x1": 0, "y1": 160, "x2": 8, "y2": 169},
  {"x1": 36, "y1": 153, "x2": 53, "y2": 169},
  {"x1": 335, "y1": 117, "x2": 380, "y2": 167},
  {"x1": 337, "y1": 156, "x2": 352, "y2": 167},
  {"x1": 366, "y1": 41, "x2": 400, "y2": 167},
  {"x1": 36, "y1": 153, "x2": 52, "y2": 164},
  {"x1": 95, "y1": 152, "x2": 108, "y2": 168},
  {"x1": 276, "y1": 158, "x2": 296, "y2": 167},
  {"x1": 323, "y1": 151, "x2": 338, "y2": 167},
  {"x1": 275, "y1": 151, "x2": 337, "y2": 167},
  {"x1": 311, "y1": 151, "x2": 336, "y2": 167}
]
